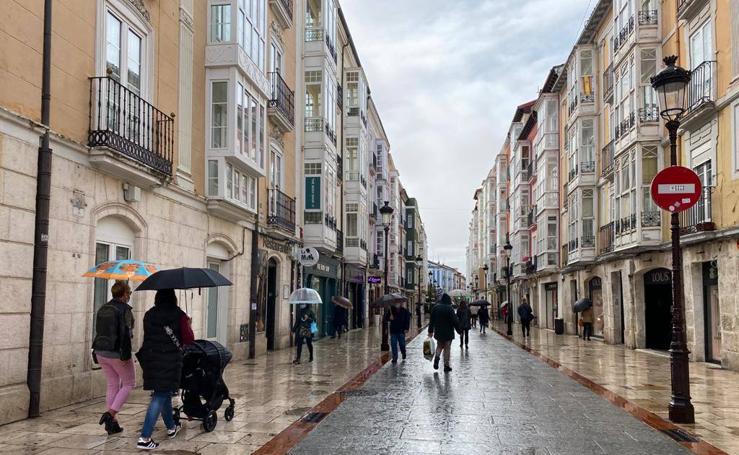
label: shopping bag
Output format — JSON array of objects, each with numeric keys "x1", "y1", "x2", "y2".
[
  {"x1": 422, "y1": 336, "x2": 436, "y2": 361},
  {"x1": 310, "y1": 321, "x2": 318, "y2": 335}
]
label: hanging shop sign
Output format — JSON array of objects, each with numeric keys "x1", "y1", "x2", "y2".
[
  {"x1": 305, "y1": 177, "x2": 321, "y2": 210},
  {"x1": 368, "y1": 276, "x2": 382, "y2": 284},
  {"x1": 263, "y1": 237, "x2": 291, "y2": 254},
  {"x1": 299, "y1": 247, "x2": 320, "y2": 267}
]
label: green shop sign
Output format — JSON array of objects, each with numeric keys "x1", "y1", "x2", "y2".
[{"x1": 305, "y1": 177, "x2": 321, "y2": 210}]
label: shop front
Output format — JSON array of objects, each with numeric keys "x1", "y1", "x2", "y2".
[
  {"x1": 588, "y1": 277, "x2": 604, "y2": 338},
  {"x1": 345, "y1": 264, "x2": 366, "y2": 329},
  {"x1": 304, "y1": 254, "x2": 341, "y2": 338},
  {"x1": 543, "y1": 282, "x2": 558, "y2": 330}
]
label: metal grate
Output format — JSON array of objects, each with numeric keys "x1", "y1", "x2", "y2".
[
  {"x1": 300, "y1": 412, "x2": 328, "y2": 423},
  {"x1": 661, "y1": 428, "x2": 699, "y2": 443}
]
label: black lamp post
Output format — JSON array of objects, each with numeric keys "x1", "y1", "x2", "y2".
[
  {"x1": 379, "y1": 201, "x2": 394, "y2": 352},
  {"x1": 482, "y1": 264, "x2": 489, "y2": 302},
  {"x1": 414, "y1": 255, "x2": 423, "y2": 329},
  {"x1": 503, "y1": 233, "x2": 513, "y2": 336},
  {"x1": 651, "y1": 55, "x2": 695, "y2": 424}
]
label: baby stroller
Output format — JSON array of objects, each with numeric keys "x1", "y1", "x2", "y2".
[{"x1": 173, "y1": 339, "x2": 236, "y2": 432}]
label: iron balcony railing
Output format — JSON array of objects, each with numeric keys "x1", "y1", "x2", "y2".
[
  {"x1": 568, "y1": 94, "x2": 579, "y2": 115},
  {"x1": 580, "y1": 161, "x2": 595, "y2": 173},
  {"x1": 582, "y1": 232, "x2": 595, "y2": 248},
  {"x1": 598, "y1": 223, "x2": 614, "y2": 255},
  {"x1": 88, "y1": 76, "x2": 174, "y2": 175},
  {"x1": 568, "y1": 164, "x2": 578, "y2": 182},
  {"x1": 638, "y1": 9, "x2": 658, "y2": 25},
  {"x1": 337, "y1": 83, "x2": 343, "y2": 111},
  {"x1": 348, "y1": 107, "x2": 359, "y2": 116},
  {"x1": 267, "y1": 188, "x2": 296, "y2": 233},
  {"x1": 527, "y1": 209, "x2": 535, "y2": 228},
  {"x1": 525, "y1": 257, "x2": 537, "y2": 275},
  {"x1": 639, "y1": 105, "x2": 659, "y2": 123},
  {"x1": 641, "y1": 210, "x2": 661, "y2": 228},
  {"x1": 615, "y1": 214, "x2": 637, "y2": 235},
  {"x1": 680, "y1": 186, "x2": 715, "y2": 234},
  {"x1": 614, "y1": 16, "x2": 635, "y2": 51},
  {"x1": 324, "y1": 121, "x2": 337, "y2": 145},
  {"x1": 268, "y1": 72, "x2": 295, "y2": 127},
  {"x1": 615, "y1": 112, "x2": 636, "y2": 139},
  {"x1": 305, "y1": 27, "x2": 323, "y2": 42},
  {"x1": 601, "y1": 141, "x2": 614, "y2": 178},
  {"x1": 305, "y1": 211, "x2": 322, "y2": 224},
  {"x1": 568, "y1": 238, "x2": 578, "y2": 252},
  {"x1": 305, "y1": 116, "x2": 323, "y2": 132},
  {"x1": 687, "y1": 61, "x2": 716, "y2": 113},
  {"x1": 345, "y1": 172, "x2": 360, "y2": 181}
]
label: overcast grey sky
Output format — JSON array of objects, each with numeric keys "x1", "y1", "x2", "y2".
[{"x1": 340, "y1": 0, "x2": 593, "y2": 273}]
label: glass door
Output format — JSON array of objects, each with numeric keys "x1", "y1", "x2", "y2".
[{"x1": 93, "y1": 242, "x2": 130, "y2": 335}]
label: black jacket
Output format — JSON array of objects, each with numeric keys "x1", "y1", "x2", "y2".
[
  {"x1": 293, "y1": 307, "x2": 316, "y2": 337},
  {"x1": 429, "y1": 295, "x2": 460, "y2": 342},
  {"x1": 137, "y1": 303, "x2": 186, "y2": 392},
  {"x1": 518, "y1": 303, "x2": 534, "y2": 323},
  {"x1": 456, "y1": 306, "x2": 472, "y2": 330},
  {"x1": 92, "y1": 298, "x2": 134, "y2": 360},
  {"x1": 478, "y1": 308, "x2": 490, "y2": 325},
  {"x1": 333, "y1": 305, "x2": 347, "y2": 327},
  {"x1": 385, "y1": 306, "x2": 411, "y2": 335}
]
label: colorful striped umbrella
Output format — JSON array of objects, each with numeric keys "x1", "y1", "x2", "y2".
[{"x1": 83, "y1": 259, "x2": 158, "y2": 282}]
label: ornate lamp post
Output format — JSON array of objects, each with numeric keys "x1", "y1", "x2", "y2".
[
  {"x1": 415, "y1": 255, "x2": 423, "y2": 328},
  {"x1": 503, "y1": 233, "x2": 513, "y2": 336},
  {"x1": 482, "y1": 264, "x2": 489, "y2": 302},
  {"x1": 651, "y1": 55, "x2": 695, "y2": 424},
  {"x1": 379, "y1": 201, "x2": 394, "y2": 352}
]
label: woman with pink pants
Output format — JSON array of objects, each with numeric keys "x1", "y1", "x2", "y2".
[{"x1": 92, "y1": 281, "x2": 136, "y2": 434}]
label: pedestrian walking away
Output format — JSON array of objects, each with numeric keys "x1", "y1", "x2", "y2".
[
  {"x1": 456, "y1": 300, "x2": 472, "y2": 349},
  {"x1": 331, "y1": 303, "x2": 347, "y2": 339},
  {"x1": 469, "y1": 304, "x2": 479, "y2": 328},
  {"x1": 135, "y1": 289, "x2": 194, "y2": 450},
  {"x1": 385, "y1": 301, "x2": 411, "y2": 363},
  {"x1": 293, "y1": 304, "x2": 317, "y2": 364},
  {"x1": 428, "y1": 293, "x2": 461, "y2": 372},
  {"x1": 517, "y1": 298, "x2": 534, "y2": 338},
  {"x1": 582, "y1": 306, "x2": 594, "y2": 341},
  {"x1": 477, "y1": 305, "x2": 490, "y2": 334},
  {"x1": 92, "y1": 280, "x2": 135, "y2": 435}
]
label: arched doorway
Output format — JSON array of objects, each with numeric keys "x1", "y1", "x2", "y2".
[
  {"x1": 588, "y1": 277, "x2": 603, "y2": 338},
  {"x1": 644, "y1": 268, "x2": 672, "y2": 350},
  {"x1": 266, "y1": 258, "x2": 279, "y2": 351}
]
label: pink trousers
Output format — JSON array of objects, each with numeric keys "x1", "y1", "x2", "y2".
[{"x1": 97, "y1": 356, "x2": 136, "y2": 412}]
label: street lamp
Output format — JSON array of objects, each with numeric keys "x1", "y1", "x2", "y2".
[
  {"x1": 651, "y1": 55, "x2": 695, "y2": 424},
  {"x1": 379, "y1": 200, "x2": 394, "y2": 352},
  {"x1": 482, "y1": 264, "x2": 489, "y2": 301},
  {"x1": 503, "y1": 233, "x2": 513, "y2": 336},
  {"x1": 415, "y1": 255, "x2": 423, "y2": 329}
]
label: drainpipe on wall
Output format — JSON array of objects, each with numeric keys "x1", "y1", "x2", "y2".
[{"x1": 28, "y1": 0, "x2": 53, "y2": 418}]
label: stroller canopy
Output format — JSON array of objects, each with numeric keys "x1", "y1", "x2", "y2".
[{"x1": 186, "y1": 339, "x2": 233, "y2": 372}]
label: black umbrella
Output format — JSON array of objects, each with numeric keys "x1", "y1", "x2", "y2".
[
  {"x1": 135, "y1": 267, "x2": 232, "y2": 291},
  {"x1": 370, "y1": 293, "x2": 407, "y2": 309},
  {"x1": 470, "y1": 300, "x2": 490, "y2": 307},
  {"x1": 573, "y1": 298, "x2": 593, "y2": 313}
]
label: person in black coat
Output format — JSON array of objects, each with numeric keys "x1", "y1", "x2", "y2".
[
  {"x1": 292, "y1": 304, "x2": 317, "y2": 364},
  {"x1": 456, "y1": 300, "x2": 472, "y2": 349},
  {"x1": 477, "y1": 305, "x2": 490, "y2": 334},
  {"x1": 428, "y1": 294, "x2": 461, "y2": 372},
  {"x1": 136, "y1": 289, "x2": 193, "y2": 450},
  {"x1": 384, "y1": 302, "x2": 411, "y2": 363},
  {"x1": 331, "y1": 304, "x2": 347, "y2": 339},
  {"x1": 517, "y1": 298, "x2": 534, "y2": 338}
]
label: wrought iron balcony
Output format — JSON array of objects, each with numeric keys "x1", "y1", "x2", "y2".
[
  {"x1": 568, "y1": 165, "x2": 578, "y2": 182},
  {"x1": 345, "y1": 172, "x2": 360, "y2": 181},
  {"x1": 305, "y1": 211, "x2": 323, "y2": 224},
  {"x1": 268, "y1": 72, "x2": 295, "y2": 132},
  {"x1": 305, "y1": 27, "x2": 323, "y2": 42},
  {"x1": 305, "y1": 117, "x2": 323, "y2": 132},
  {"x1": 525, "y1": 257, "x2": 537, "y2": 275},
  {"x1": 598, "y1": 222, "x2": 614, "y2": 255},
  {"x1": 348, "y1": 107, "x2": 359, "y2": 116},
  {"x1": 88, "y1": 76, "x2": 174, "y2": 176},
  {"x1": 641, "y1": 210, "x2": 660, "y2": 228},
  {"x1": 639, "y1": 105, "x2": 659, "y2": 123},
  {"x1": 616, "y1": 112, "x2": 636, "y2": 138},
  {"x1": 638, "y1": 9, "x2": 658, "y2": 25},
  {"x1": 615, "y1": 16, "x2": 635, "y2": 51},
  {"x1": 568, "y1": 95, "x2": 578, "y2": 115},
  {"x1": 582, "y1": 232, "x2": 595, "y2": 248},
  {"x1": 680, "y1": 186, "x2": 715, "y2": 234},
  {"x1": 267, "y1": 188, "x2": 296, "y2": 233},
  {"x1": 580, "y1": 161, "x2": 595, "y2": 173},
  {"x1": 687, "y1": 61, "x2": 716, "y2": 113}
]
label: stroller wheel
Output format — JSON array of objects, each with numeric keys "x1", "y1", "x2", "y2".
[
  {"x1": 224, "y1": 405, "x2": 235, "y2": 422},
  {"x1": 203, "y1": 410, "x2": 217, "y2": 432}
]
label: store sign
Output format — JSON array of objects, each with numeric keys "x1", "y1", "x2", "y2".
[
  {"x1": 263, "y1": 238, "x2": 291, "y2": 254},
  {"x1": 299, "y1": 247, "x2": 320, "y2": 267},
  {"x1": 368, "y1": 276, "x2": 382, "y2": 284},
  {"x1": 305, "y1": 177, "x2": 321, "y2": 210},
  {"x1": 650, "y1": 166, "x2": 702, "y2": 213},
  {"x1": 645, "y1": 269, "x2": 671, "y2": 285}
]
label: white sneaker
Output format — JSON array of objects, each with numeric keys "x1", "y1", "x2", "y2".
[
  {"x1": 167, "y1": 422, "x2": 182, "y2": 439},
  {"x1": 136, "y1": 438, "x2": 159, "y2": 450}
]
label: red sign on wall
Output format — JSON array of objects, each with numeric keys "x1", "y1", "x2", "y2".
[{"x1": 650, "y1": 166, "x2": 702, "y2": 213}]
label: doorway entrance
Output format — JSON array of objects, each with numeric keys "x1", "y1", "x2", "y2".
[
  {"x1": 644, "y1": 268, "x2": 672, "y2": 350},
  {"x1": 266, "y1": 258, "x2": 278, "y2": 351},
  {"x1": 611, "y1": 271, "x2": 624, "y2": 344},
  {"x1": 544, "y1": 283, "x2": 557, "y2": 329},
  {"x1": 588, "y1": 277, "x2": 603, "y2": 338},
  {"x1": 206, "y1": 260, "x2": 229, "y2": 346},
  {"x1": 703, "y1": 261, "x2": 721, "y2": 363}
]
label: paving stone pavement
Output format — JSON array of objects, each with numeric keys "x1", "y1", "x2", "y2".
[{"x1": 289, "y1": 329, "x2": 691, "y2": 455}]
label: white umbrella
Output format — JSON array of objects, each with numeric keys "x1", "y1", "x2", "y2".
[
  {"x1": 288, "y1": 288, "x2": 323, "y2": 305},
  {"x1": 448, "y1": 289, "x2": 468, "y2": 298},
  {"x1": 499, "y1": 300, "x2": 509, "y2": 309}
]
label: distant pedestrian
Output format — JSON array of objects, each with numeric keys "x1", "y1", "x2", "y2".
[
  {"x1": 331, "y1": 304, "x2": 347, "y2": 339},
  {"x1": 517, "y1": 298, "x2": 534, "y2": 338},
  {"x1": 456, "y1": 300, "x2": 472, "y2": 349},
  {"x1": 501, "y1": 303, "x2": 509, "y2": 323},
  {"x1": 428, "y1": 293, "x2": 461, "y2": 372},
  {"x1": 469, "y1": 304, "x2": 479, "y2": 328},
  {"x1": 293, "y1": 304, "x2": 316, "y2": 364},
  {"x1": 385, "y1": 301, "x2": 411, "y2": 363},
  {"x1": 135, "y1": 289, "x2": 193, "y2": 450},
  {"x1": 92, "y1": 280, "x2": 135, "y2": 435},
  {"x1": 478, "y1": 306, "x2": 490, "y2": 334},
  {"x1": 581, "y1": 306, "x2": 594, "y2": 341}
]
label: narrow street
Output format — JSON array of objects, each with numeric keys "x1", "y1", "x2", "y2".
[{"x1": 289, "y1": 328, "x2": 692, "y2": 455}]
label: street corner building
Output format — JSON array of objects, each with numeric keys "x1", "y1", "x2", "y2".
[
  {"x1": 467, "y1": 0, "x2": 739, "y2": 370},
  {"x1": 0, "y1": 0, "x2": 429, "y2": 425}
]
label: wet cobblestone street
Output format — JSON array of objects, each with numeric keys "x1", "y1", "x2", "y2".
[{"x1": 290, "y1": 329, "x2": 690, "y2": 455}]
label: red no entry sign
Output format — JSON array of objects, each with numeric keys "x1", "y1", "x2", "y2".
[{"x1": 650, "y1": 166, "x2": 702, "y2": 213}]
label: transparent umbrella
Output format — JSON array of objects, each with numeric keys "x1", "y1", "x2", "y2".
[{"x1": 288, "y1": 288, "x2": 323, "y2": 305}]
